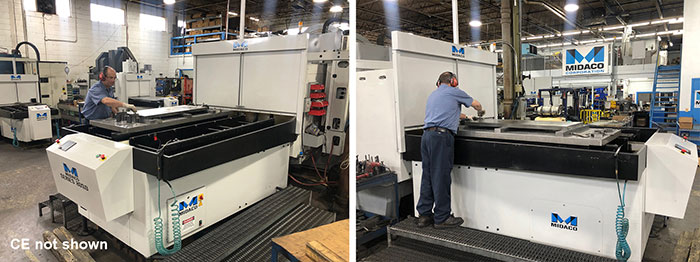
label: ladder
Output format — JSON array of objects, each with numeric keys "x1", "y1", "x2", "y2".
[{"x1": 649, "y1": 64, "x2": 681, "y2": 133}]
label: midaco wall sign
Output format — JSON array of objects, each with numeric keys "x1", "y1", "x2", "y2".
[{"x1": 563, "y1": 44, "x2": 610, "y2": 76}]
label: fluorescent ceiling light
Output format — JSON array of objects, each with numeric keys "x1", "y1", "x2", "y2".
[
  {"x1": 669, "y1": 17, "x2": 683, "y2": 24},
  {"x1": 313, "y1": 0, "x2": 327, "y2": 2},
  {"x1": 635, "y1": 32, "x2": 656, "y2": 38},
  {"x1": 163, "y1": 0, "x2": 175, "y2": 5},
  {"x1": 562, "y1": 31, "x2": 581, "y2": 36},
  {"x1": 603, "y1": 25, "x2": 624, "y2": 31},
  {"x1": 656, "y1": 31, "x2": 673, "y2": 35},
  {"x1": 330, "y1": 5, "x2": 343, "y2": 13},
  {"x1": 469, "y1": 20, "x2": 482, "y2": 27},
  {"x1": 564, "y1": 4, "x2": 579, "y2": 12},
  {"x1": 249, "y1": 17, "x2": 259, "y2": 21},
  {"x1": 228, "y1": 11, "x2": 238, "y2": 16},
  {"x1": 628, "y1": 21, "x2": 650, "y2": 28}
]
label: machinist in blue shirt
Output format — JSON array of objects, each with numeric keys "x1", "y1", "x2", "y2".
[
  {"x1": 417, "y1": 71, "x2": 484, "y2": 229},
  {"x1": 82, "y1": 66, "x2": 136, "y2": 120}
]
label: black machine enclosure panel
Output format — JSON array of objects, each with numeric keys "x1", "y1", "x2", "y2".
[{"x1": 403, "y1": 128, "x2": 650, "y2": 181}]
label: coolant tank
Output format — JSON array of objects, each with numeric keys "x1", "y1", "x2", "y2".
[{"x1": 46, "y1": 133, "x2": 134, "y2": 221}]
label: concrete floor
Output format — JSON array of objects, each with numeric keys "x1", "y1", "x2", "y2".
[{"x1": 1, "y1": 137, "x2": 699, "y2": 261}]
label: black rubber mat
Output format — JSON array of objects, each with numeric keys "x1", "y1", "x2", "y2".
[
  {"x1": 363, "y1": 237, "x2": 502, "y2": 262},
  {"x1": 225, "y1": 204, "x2": 336, "y2": 262},
  {"x1": 390, "y1": 217, "x2": 615, "y2": 262},
  {"x1": 164, "y1": 186, "x2": 311, "y2": 262}
]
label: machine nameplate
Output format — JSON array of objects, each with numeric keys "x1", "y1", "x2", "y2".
[{"x1": 59, "y1": 140, "x2": 76, "y2": 151}]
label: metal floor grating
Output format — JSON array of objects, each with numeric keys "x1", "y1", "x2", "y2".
[
  {"x1": 390, "y1": 217, "x2": 616, "y2": 262},
  {"x1": 164, "y1": 186, "x2": 311, "y2": 262},
  {"x1": 225, "y1": 203, "x2": 336, "y2": 262},
  {"x1": 363, "y1": 237, "x2": 502, "y2": 262}
]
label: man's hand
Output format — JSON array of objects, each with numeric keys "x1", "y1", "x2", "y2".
[
  {"x1": 460, "y1": 113, "x2": 467, "y2": 119},
  {"x1": 123, "y1": 103, "x2": 137, "y2": 112},
  {"x1": 477, "y1": 110, "x2": 486, "y2": 117}
]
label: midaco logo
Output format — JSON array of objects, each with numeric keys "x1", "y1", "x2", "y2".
[
  {"x1": 551, "y1": 213, "x2": 578, "y2": 231},
  {"x1": 452, "y1": 46, "x2": 465, "y2": 58},
  {"x1": 565, "y1": 46, "x2": 605, "y2": 74},
  {"x1": 232, "y1": 41, "x2": 249, "y2": 51},
  {"x1": 36, "y1": 112, "x2": 48, "y2": 121},
  {"x1": 178, "y1": 194, "x2": 204, "y2": 215},
  {"x1": 60, "y1": 163, "x2": 89, "y2": 191}
]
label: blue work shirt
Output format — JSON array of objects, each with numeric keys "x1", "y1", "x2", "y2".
[
  {"x1": 423, "y1": 84, "x2": 474, "y2": 133},
  {"x1": 82, "y1": 81, "x2": 115, "y2": 120}
]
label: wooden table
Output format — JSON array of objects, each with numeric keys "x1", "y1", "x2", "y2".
[{"x1": 271, "y1": 219, "x2": 349, "y2": 262}]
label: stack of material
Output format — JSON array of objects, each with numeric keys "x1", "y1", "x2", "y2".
[
  {"x1": 671, "y1": 228, "x2": 700, "y2": 262},
  {"x1": 41, "y1": 227, "x2": 95, "y2": 262}
]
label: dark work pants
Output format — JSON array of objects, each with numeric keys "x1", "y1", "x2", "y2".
[{"x1": 416, "y1": 129, "x2": 455, "y2": 224}]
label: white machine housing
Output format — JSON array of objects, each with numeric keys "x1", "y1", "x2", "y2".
[
  {"x1": 114, "y1": 72, "x2": 155, "y2": 103},
  {"x1": 46, "y1": 131, "x2": 290, "y2": 257},
  {"x1": 357, "y1": 31, "x2": 498, "y2": 183},
  {"x1": 38, "y1": 61, "x2": 69, "y2": 108},
  {"x1": 0, "y1": 104, "x2": 52, "y2": 142},
  {"x1": 410, "y1": 132, "x2": 696, "y2": 261},
  {"x1": 192, "y1": 34, "x2": 349, "y2": 157},
  {"x1": 0, "y1": 56, "x2": 40, "y2": 105},
  {"x1": 193, "y1": 35, "x2": 308, "y2": 157}
]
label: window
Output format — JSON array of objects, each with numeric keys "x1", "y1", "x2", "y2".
[
  {"x1": 90, "y1": 3, "x2": 124, "y2": 25},
  {"x1": 140, "y1": 14, "x2": 166, "y2": 31},
  {"x1": 23, "y1": 0, "x2": 36, "y2": 12},
  {"x1": 23, "y1": 0, "x2": 70, "y2": 17},
  {"x1": 56, "y1": 0, "x2": 70, "y2": 17}
]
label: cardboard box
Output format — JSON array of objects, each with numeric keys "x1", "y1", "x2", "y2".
[
  {"x1": 190, "y1": 13, "x2": 203, "y2": 19},
  {"x1": 679, "y1": 117, "x2": 693, "y2": 130}
]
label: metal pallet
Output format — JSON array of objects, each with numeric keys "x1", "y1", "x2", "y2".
[
  {"x1": 388, "y1": 217, "x2": 615, "y2": 262},
  {"x1": 225, "y1": 204, "x2": 336, "y2": 262},
  {"x1": 164, "y1": 186, "x2": 311, "y2": 262}
]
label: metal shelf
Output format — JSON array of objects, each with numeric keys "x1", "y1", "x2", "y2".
[
  {"x1": 185, "y1": 15, "x2": 221, "y2": 23},
  {"x1": 170, "y1": 32, "x2": 237, "y2": 56},
  {"x1": 185, "y1": 25, "x2": 222, "y2": 32}
]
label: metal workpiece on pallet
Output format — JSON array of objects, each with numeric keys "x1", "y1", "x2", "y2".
[
  {"x1": 456, "y1": 119, "x2": 622, "y2": 146},
  {"x1": 225, "y1": 204, "x2": 336, "y2": 262},
  {"x1": 389, "y1": 218, "x2": 615, "y2": 262},
  {"x1": 163, "y1": 186, "x2": 311, "y2": 262},
  {"x1": 88, "y1": 105, "x2": 228, "y2": 133}
]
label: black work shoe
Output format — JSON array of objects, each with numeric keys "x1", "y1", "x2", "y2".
[
  {"x1": 416, "y1": 214, "x2": 434, "y2": 228},
  {"x1": 434, "y1": 215, "x2": 464, "y2": 229}
]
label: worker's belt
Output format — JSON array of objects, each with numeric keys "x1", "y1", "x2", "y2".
[{"x1": 424, "y1": 127, "x2": 454, "y2": 135}]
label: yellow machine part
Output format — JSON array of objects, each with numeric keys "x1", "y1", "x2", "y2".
[{"x1": 580, "y1": 109, "x2": 602, "y2": 124}]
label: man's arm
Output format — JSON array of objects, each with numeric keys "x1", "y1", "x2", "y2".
[
  {"x1": 101, "y1": 97, "x2": 136, "y2": 111},
  {"x1": 471, "y1": 100, "x2": 483, "y2": 112}
]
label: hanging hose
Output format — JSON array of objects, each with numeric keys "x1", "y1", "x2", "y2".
[
  {"x1": 153, "y1": 179, "x2": 181, "y2": 255},
  {"x1": 153, "y1": 139, "x2": 181, "y2": 255},
  {"x1": 11, "y1": 127, "x2": 19, "y2": 148},
  {"x1": 54, "y1": 121, "x2": 61, "y2": 139},
  {"x1": 613, "y1": 146, "x2": 631, "y2": 261}
]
